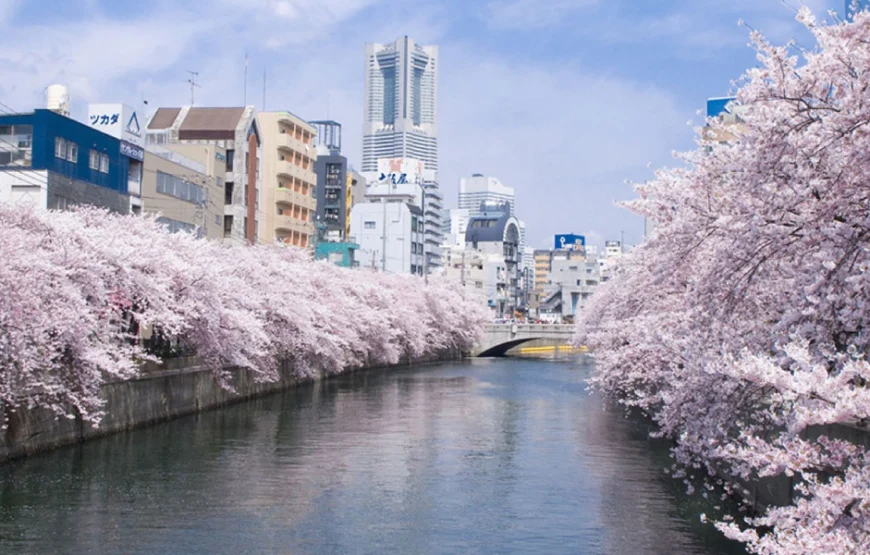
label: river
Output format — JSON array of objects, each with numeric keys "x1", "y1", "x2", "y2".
[{"x1": 0, "y1": 356, "x2": 745, "y2": 554}]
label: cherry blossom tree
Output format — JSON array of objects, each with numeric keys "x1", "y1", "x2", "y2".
[
  {"x1": 577, "y1": 9, "x2": 870, "y2": 553},
  {"x1": 0, "y1": 205, "x2": 487, "y2": 428}
]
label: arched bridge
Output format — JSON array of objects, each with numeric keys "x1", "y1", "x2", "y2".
[{"x1": 473, "y1": 323, "x2": 576, "y2": 357}]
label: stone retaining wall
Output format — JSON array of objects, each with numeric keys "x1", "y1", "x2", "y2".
[{"x1": 0, "y1": 349, "x2": 463, "y2": 463}]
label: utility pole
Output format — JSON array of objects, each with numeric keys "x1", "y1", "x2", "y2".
[
  {"x1": 421, "y1": 183, "x2": 428, "y2": 284},
  {"x1": 186, "y1": 71, "x2": 200, "y2": 106},
  {"x1": 381, "y1": 200, "x2": 387, "y2": 272}
]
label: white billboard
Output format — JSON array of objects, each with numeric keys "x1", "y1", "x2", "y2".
[
  {"x1": 87, "y1": 103, "x2": 144, "y2": 147},
  {"x1": 376, "y1": 158, "x2": 425, "y2": 185}
]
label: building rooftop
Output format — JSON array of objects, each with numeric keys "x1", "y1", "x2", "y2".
[
  {"x1": 465, "y1": 203, "x2": 518, "y2": 244},
  {"x1": 148, "y1": 107, "x2": 254, "y2": 141},
  {"x1": 147, "y1": 108, "x2": 181, "y2": 130}
]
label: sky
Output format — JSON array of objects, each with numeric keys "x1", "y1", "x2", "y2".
[{"x1": 0, "y1": 0, "x2": 848, "y2": 249}]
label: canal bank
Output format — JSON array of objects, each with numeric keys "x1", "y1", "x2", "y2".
[
  {"x1": 0, "y1": 357, "x2": 745, "y2": 555},
  {"x1": 0, "y1": 349, "x2": 463, "y2": 463}
]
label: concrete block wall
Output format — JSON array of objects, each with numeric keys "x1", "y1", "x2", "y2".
[{"x1": 0, "y1": 350, "x2": 462, "y2": 463}]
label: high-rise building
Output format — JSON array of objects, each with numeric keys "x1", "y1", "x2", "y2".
[
  {"x1": 363, "y1": 36, "x2": 438, "y2": 172},
  {"x1": 256, "y1": 111, "x2": 318, "y2": 247},
  {"x1": 364, "y1": 37, "x2": 443, "y2": 270},
  {"x1": 458, "y1": 174, "x2": 515, "y2": 217}
]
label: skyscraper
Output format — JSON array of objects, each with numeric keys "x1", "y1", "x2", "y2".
[
  {"x1": 364, "y1": 36, "x2": 443, "y2": 270},
  {"x1": 363, "y1": 37, "x2": 438, "y2": 172},
  {"x1": 459, "y1": 174, "x2": 515, "y2": 217}
]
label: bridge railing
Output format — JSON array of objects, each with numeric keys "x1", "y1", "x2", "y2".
[{"x1": 483, "y1": 323, "x2": 576, "y2": 334}]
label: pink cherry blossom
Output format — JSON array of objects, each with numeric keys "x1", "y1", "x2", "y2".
[
  {"x1": 577, "y1": 8, "x2": 870, "y2": 553},
  {"x1": 0, "y1": 205, "x2": 487, "y2": 427}
]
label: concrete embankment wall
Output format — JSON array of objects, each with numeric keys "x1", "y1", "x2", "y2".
[{"x1": 0, "y1": 350, "x2": 463, "y2": 463}]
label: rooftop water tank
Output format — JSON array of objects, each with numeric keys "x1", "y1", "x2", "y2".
[{"x1": 45, "y1": 84, "x2": 70, "y2": 116}]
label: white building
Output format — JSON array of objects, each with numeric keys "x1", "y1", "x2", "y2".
[
  {"x1": 443, "y1": 247, "x2": 511, "y2": 318},
  {"x1": 464, "y1": 202, "x2": 522, "y2": 317},
  {"x1": 539, "y1": 256, "x2": 601, "y2": 323},
  {"x1": 351, "y1": 161, "x2": 426, "y2": 275},
  {"x1": 441, "y1": 208, "x2": 469, "y2": 247},
  {"x1": 458, "y1": 174, "x2": 515, "y2": 217},
  {"x1": 520, "y1": 245, "x2": 536, "y2": 311}
]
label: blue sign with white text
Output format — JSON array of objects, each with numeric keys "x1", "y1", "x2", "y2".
[{"x1": 554, "y1": 234, "x2": 585, "y2": 251}]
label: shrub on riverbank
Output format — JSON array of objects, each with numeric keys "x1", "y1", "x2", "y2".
[
  {"x1": 577, "y1": 9, "x2": 870, "y2": 554},
  {"x1": 0, "y1": 206, "x2": 487, "y2": 426}
]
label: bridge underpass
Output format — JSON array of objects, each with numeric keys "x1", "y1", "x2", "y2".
[{"x1": 473, "y1": 324, "x2": 576, "y2": 357}]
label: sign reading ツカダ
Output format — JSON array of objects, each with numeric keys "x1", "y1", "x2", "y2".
[{"x1": 87, "y1": 103, "x2": 144, "y2": 148}]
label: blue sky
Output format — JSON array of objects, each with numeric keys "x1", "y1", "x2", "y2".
[{"x1": 0, "y1": 0, "x2": 846, "y2": 248}]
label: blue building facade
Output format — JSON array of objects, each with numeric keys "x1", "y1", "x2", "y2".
[{"x1": 0, "y1": 109, "x2": 135, "y2": 212}]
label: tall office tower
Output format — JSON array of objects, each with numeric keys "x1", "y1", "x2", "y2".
[
  {"x1": 459, "y1": 174, "x2": 515, "y2": 217},
  {"x1": 363, "y1": 37, "x2": 438, "y2": 171},
  {"x1": 364, "y1": 36, "x2": 442, "y2": 269}
]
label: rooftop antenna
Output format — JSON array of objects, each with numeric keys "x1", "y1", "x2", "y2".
[
  {"x1": 243, "y1": 53, "x2": 248, "y2": 105},
  {"x1": 186, "y1": 71, "x2": 200, "y2": 106}
]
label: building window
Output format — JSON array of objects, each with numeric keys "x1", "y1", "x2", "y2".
[
  {"x1": 52, "y1": 195, "x2": 71, "y2": 211},
  {"x1": 156, "y1": 216, "x2": 197, "y2": 235},
  {"x1": 156, "y1": 170, "x2": 206, "y2": 204},
  {"x1": 364, "y1": 221, "x2": 376, "y2": 229},
  {"x1": 99, "y1": 153, "x2": 109, "y2": 173},
  {"x1": 67, "y1": 142, "x2": 78, "y2": 163},
  {"x1": 54, "y1": 137, "x2": 66, "y2": 158},
  {"x1": 411, "y1": 243, "x2": 417, "y2": 254},
  {"x1": 89, "y1": 150, "x2": 100, "y2": 170},
  {"x1": 224, "y1": 215, "x2": 234, "y2": 238},
  {"x1": 411, "y1": 264, "x2": 417, "y2": 274},
  {"x1": 0, "y1": 125, "x2": 33, "y2": 167},
  {"x1": 226, "y1": 149, "x2": 234, "y2": 172}
]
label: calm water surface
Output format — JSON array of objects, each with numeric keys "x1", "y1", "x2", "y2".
[{"x1": 0, "y1": 357, "x2": 745, "y2": 554}]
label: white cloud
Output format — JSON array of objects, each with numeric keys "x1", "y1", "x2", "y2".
[
  {"x1": 437, "y1": 48, "x2": 690, "y2": 247},
  {"x1": 486, "y1": 0, "x2": 598, "y2": 29}
]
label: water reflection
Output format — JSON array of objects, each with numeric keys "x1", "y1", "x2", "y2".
[{"x1": 0, "y1": 358, "x2": 744, "y2": 555}]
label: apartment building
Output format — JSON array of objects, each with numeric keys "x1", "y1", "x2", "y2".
[
  {"x1": 146, "y1": 106, "x2": 259, "y2": 244},
  {"x1": 257, "y1": 112, "x2": 317, "y2": 247}
]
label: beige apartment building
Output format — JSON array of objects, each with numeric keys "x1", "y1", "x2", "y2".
[
  {"x1": 141, "y1": 144, "x2": 227, "y2": 240},
  {"x1": 256, "y1": 112, "x2": 317, "y2": 247},
  {"x1": 146, "y1": 107, "x2": 260, "y2": 244}
]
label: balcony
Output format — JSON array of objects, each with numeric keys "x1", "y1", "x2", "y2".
[
  {"x1": 276, "y1": 133, "x2": 311, "y2": 158},
  {"x1": 276, "y1": 160, "x2": 317, "y2": 186},
  {"x1": 275, "y1": 187, "x2": 314, "y2": 209},
  {"x1": 275, "y1": 213, "x2": 311, "y2": 234}
]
